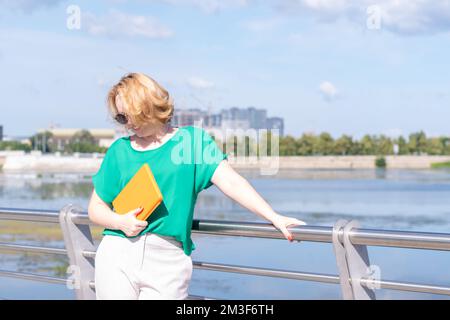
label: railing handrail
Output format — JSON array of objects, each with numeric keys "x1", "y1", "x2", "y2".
[
  {"x1": 2, "y1": 207, "x2": 450, "y2": 251},
  {"x1": 2, "y1": 206, "x2": 450, "y2": 299}
]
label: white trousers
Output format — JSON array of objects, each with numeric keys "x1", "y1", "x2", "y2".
[{"x1": 94, "y1": 233, "x2": 193, "y2": 300}]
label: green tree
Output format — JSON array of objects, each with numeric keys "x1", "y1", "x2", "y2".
[
  {"x1": 408, "y1": 131, "x2": 427, "y2": 155},
  {"x1": 279, "y1": 135, "x2": 297, "y2": 156},
  {"x1": 375, "y1": 156, "x2": 387, "y2": 168},
  {"x1": 296, "y1": 133, "x2": 317, "y2": 155},
  {"x1": 360, "y1": 135, "x2": 376, "y2": 155},
  {"x1": 65, "y1": 130, "x2": 104, "y2": 154},
  {"x1": 258, "y1": 130, "x2": 277, "y2": 156},
  {"x1": 394, "y1": 136, "x2": 409, "y2": 155},
  {"x1": 352, "y1": 140, "x2": 363, "y2": 155},
  {"x1": 426, "y1": 137, "x2": 445, "y2": 155},
  {"x1": 0, "y1": 141, "x2": 32, "y2": 152},
  {"x1": 441, "y1": 137, "x2": 450, "y2": 155},
  {"x1": 376, "y1": 135, "x2": 394, "y2": 155},
  {"x1": 315, "y1": 132, "x2": 334, "y2": 155},
  {"x1": 333, "y1": 135, "x2": 354, "y2": 155}
]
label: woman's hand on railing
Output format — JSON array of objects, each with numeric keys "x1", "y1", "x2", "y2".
[
  {"x1": 115, "y1": 207, "x2": 148, "y2": 237},
  {"x1": 270, "y1": 214, "x2": 306, "y2": 242}
]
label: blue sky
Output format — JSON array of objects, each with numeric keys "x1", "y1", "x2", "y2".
[{"x1": 0, "y1": 0, "x2": 449, "y2": 139}]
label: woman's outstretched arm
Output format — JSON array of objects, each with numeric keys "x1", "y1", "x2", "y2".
[{"x1": 211, "y1": 160, "x2": 306, "y2": 242}]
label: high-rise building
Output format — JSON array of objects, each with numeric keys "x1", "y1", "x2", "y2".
[
  {"x1": 247, "y1": 106, "x2": 267, "y2": 129},
  {"x1": 0, "y1": 125, "x2": 3, "y2": 141},
  {"x1": 204, "y1": 113, "x2": 221, "y2": 127},
  {"x1": 220, "y1": 107, "x2": 250, "y2": 131},
  {"x1": 267, "y1": 117, "x2": 284, "y2": 137},
  {"x1": 171, "y1": 106, "x2": 284, "y2": 136},
  {"x1": 171, "y1": 108, "x2": 206, "y2": 127}
]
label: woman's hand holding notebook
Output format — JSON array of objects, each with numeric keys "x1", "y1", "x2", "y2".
[{"x1": 112, "y1": 163, "x2": 163, "y2": 221}]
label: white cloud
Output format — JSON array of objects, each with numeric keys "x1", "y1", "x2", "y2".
[
  {"x1": 3, "y1": 0, "x2": 450, "y2": 36},
  {"x1": 83, "y1": 10, "x2": 174, "y2": 39},
  {"x1": 156, "y1": 0, "x2": 251, "y2": 14},
  {"x1": 319, "y1": 81, "x2": 338, "y2": 101},
  {"x1": 275, "y1": 0, "x2": 450, "y2": 35},
  {"x1": 186, "y1": 76, "x2": 215, "y2": 89},
  {"x1": 242, "y1": 17, "x2": 283, "y2": 32}
]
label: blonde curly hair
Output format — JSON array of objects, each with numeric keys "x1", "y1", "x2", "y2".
[{"x1": 107, "y1": 72, "x2": 174, "y2": 127}]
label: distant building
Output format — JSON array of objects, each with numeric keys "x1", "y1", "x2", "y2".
[
  {"x1": 247, "y1": 106, "x2": 268, "y2": 129},
  {"x1": 204, "y1": 113, "x2": 222, "y2": 127},
  {"x1": 0, "y1": 125, "x2": 3, "y2": 141},
  {"x1": 171, "y1": 108, "x2": 206, "y2": 127},
  {"x1": 171, "y1": 106, "x2": 284, "y2": 137},
  {"x1": 266, "y1": 117, "x2": 284, "y2": 137},
  {"x1": 37, "y1": 128, "x2": 117, "y2": 150}
]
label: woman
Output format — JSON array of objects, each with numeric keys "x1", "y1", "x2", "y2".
[{"x1": 88, "y1": 72, "x2": 306, "y2": 300}]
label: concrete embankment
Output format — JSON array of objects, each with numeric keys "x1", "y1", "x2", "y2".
[
  {"x1": 1, "y1": 153, "x2": 450, "y2": 173},
  {"x1": 1, "y1": 154, "x2": 102, "y2": 173},
  {"x1": 230, "y1": 155, "x2": 450, "y2": 170}
]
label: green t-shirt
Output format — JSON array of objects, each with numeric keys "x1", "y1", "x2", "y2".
[{"x1": 91, "y1": 125, "x2": 228, "y2": 256}]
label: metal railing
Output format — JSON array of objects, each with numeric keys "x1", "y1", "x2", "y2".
[{"x1": 1, "y1": 205, "x2": 450, "y2": 299}]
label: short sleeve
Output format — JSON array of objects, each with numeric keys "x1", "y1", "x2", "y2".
[
  {"x1": 194, "y1": 127, "x2": 228, "y2": 194},
  {"x1": 92, "y1": 143, "x2": 121, "y2": 206}
]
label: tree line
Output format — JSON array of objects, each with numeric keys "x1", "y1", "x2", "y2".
[
  {"x1": 1, "y1": 129, "x2": 449, "y2": 157},
  {"x1": 215, "y1": 131, "x2": 450, "y2": 156},
  {"x1": 277, "y1": 131, "x2": 446, "y2": 156},
  {"x1": 0, "y1": 130, "x2": 107, "y2": 154}
]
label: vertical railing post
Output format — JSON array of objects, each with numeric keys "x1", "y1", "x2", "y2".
[
  {"x1": 332, "y1": 219, "x2": 354, "y2": 299},
  {"x1": 59, "y1": 204, "x2": 96, "y2": 300},
  {"x1": 342, "y1": 220, "x2": 376, "y2": 299},
  {"x1": 332, "y1": 219, "x2": 377, "y2": 300}
]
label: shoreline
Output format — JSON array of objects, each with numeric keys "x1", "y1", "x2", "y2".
[{"x1": 1, "y1": 154, "x2": 450, "y2": 173}]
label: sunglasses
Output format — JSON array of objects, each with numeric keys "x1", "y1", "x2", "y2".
[{"x1": 114, "y1": 113, "x2": 129, "y2": 125}]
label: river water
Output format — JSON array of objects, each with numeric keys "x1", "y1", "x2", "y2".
[{"x1": 1, "y1": 168, "x2": 450, "y2": 300}]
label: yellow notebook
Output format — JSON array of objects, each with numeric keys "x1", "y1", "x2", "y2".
[{"x1": 112, "y1": 163, "x2": 163, "y2": 221}]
